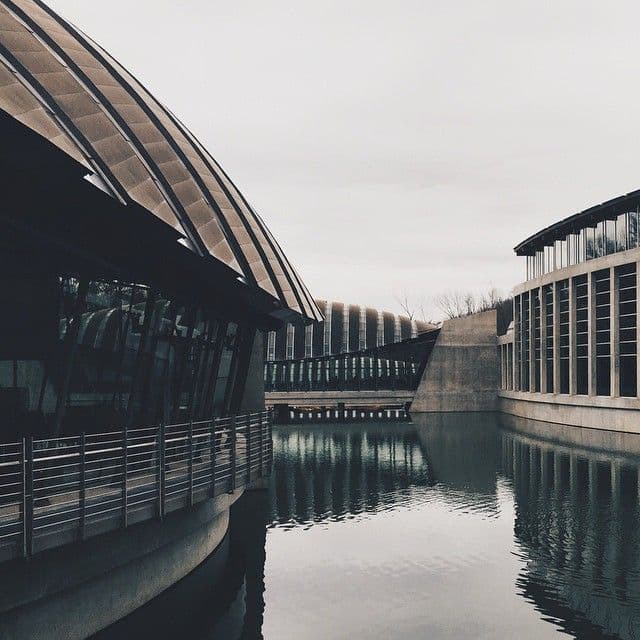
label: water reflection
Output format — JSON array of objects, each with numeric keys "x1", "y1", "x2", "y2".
[
  {"x1": 500, "y1": 415, "x2": 640, "y2": 639},
  {"x1": 95, "y1": 417, "x2": 640, "y2": 639},
  {"x1": 267, "y1": 423, "x2": 435, "y2": 528}
]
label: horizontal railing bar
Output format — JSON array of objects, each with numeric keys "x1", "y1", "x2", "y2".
[{"x1": 0, "y1": 409, "x2": 272, "y2": 561}]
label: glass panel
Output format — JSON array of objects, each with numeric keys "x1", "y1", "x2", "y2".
[
  {"x1": 595, "y1": 221, "x2": 605, "y2": 258},
  {"x1": 574, "y1": 275, "x2": 588, "y2": 395},
  {"x1": 617, "y1": 213, "x2": 628, "y2": 252},
  {"x1": 618, "y1": 263, "x2": 637, "y2": 397},
  {"x1": 594, "y1": 269, "x2": 611, "y2": 396}
]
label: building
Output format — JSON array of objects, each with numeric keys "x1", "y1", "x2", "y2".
[
  {"x1": 265, "y1": 300, "x2": 438, "y2": 406},
  {"x1": 499, "y1": 190, "x2": 640, "y2": 430},
  {"x1": 265, "y1": 300, "x2": 432, "y2": 362},
  {"x1": 0, "y1": 1, "x2": 318, "y2": 636}
]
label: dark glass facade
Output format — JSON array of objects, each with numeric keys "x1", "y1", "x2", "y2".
[
  {"x1": 618, "y1": 263, "x2": 637, "y2": 397},
  {"x1": 0, "y1": 274, "x2": 257, "y2": 440}
]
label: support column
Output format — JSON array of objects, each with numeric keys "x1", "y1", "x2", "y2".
[
  {"x1": 588, "y1": 270, "x2": 596, "y2": 396},
  {"x1": 529, "y1": 289, "x2": 535, "y2": 391},
  {"x1": 611, "y1": 266, "x2": 620, "y2": 397},
  {"x1": 540, "y1": 286, "x2": 547, "y2": 393},
  {"x1": 553, "y1": 282, "x2": 561, "y2": 394},
  {"x1": 569, "y1": 276, "x2": 577, "y2": 395}
]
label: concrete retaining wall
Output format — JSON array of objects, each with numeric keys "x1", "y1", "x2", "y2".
[
  {"x1": 499, "y1": 391, "x2": 640, "y2": 434},
  {"x1": 0, "y1": 491, "x2": 242, "y2": 640},
  {"x1": 411, "y1": 310, "x2": 499, "y2": 413}
]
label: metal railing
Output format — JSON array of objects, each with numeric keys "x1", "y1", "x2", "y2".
[{"x1": 0, "y1": 410, "x2": 272, "y2": 562}]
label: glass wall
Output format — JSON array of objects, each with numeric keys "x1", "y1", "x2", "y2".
[
  {"x1": 543, "y1": 284, "x2": 554, "y2": 392},
  {"x1": 514, "y1": 295, "x2": 521, "y2": 391},
  {"x1": 526, "y1": 210, "x2": 640, "y2": 280},
  {"x1": 574, "y1": 275, "x2": 588, "y2": 395},
  {"x1": 0, "y1": 275, "x2": 256, "y2": 440},
  {"x1": 618, "y1": 263, "x2": 637, "y2": 397},
  {"x1": 533, "y1": 290, "x2": 541, "y2": 392},
  {"x1": 594, "y1": 269, "x2": 611, "y2": 396},
  {"x1": 513, "y1": 259, "x2": 639, "y2": 400},
  {"x1": 522, "y1": 294, "x2": 530, "y2": 392},
  {"x1": 558, "y1": 280, "x2": 570, "y2": 394}
]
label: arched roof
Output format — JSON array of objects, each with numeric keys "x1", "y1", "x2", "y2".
[{"x1": 0, "y1": 0, "x2": 321, "y2": 321}]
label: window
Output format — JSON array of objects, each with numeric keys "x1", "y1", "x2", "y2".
[
  {"x1": 558, "y1": 280, "x2": 570, "y2": 394},
  {"x1": 522, "y1": 293, "x2": 530, "y2": 392},
  {"x1": 286, "y1": 324, "x2": 295, "y2": 360},
  {"x1": 618, "y1": 263, "x2": 637, "y2": 397},
  {"x1": 533, "y1": 289, "x2": 541, "y2": 392},
  {"x1": 574, "y1": 275, "x2": 588, "y2": 395},
  {"x1": 594, "y1": 269, "x2": 611, "y2": 396},
  {"x1": 514, "y1": 295, "x2": 521, "y2": 391},
  {"x1": 304, "y1": 324, "x2": 313, "y2": 358},
  {"x1": 543, "y1": 284, "x2": 554, "y2": 392}
]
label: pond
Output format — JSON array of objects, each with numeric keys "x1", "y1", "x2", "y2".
[{"x1": 95, "y1": 414, "x2": 640, "y2": 639}]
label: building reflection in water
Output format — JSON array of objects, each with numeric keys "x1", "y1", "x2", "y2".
[
  {"x1": 91, "y1": 491, "x2": 268, "y2": 640},
  {"x1": 94, "y1": 417, "x2": 640, "y2": 640},
  {"x1": 267, "y1": 423, "x2": 435, "y2": 527},
  {"x1": 500, "y1": 414, "x2": 640, "y2": 640}
]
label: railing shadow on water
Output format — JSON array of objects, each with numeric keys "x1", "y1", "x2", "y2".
[{"x1": 0, "y1": 410, "x2": 273, "y2": 562}]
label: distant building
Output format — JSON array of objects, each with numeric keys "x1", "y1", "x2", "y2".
[
  {"x1": 499, "y1": 191, "x2": 640, "y2": 429},
  {"x1": 265, "y1": 300, "x2": 433, "y2": 362}
]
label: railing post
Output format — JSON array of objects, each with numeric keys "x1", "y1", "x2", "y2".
[
  {"x1": 246, "y1": 413, "x2": 252, "y2": 484},
  {"x1": 268, "y1": 409, "x2": 273, "y2": 474},
  {"x1": 79, "y1": 432, "x2": 86, "y2": 540},
  {"x1": 188, "y1": 420, "x2": 194, "y2": 507},
  {"x1": 23, "y1": 436, "x2": 33, "y2": 559},
  {"x1": 258, "y1": 412, "x2": 264, "y2": 478},
  {"x1": 210, "y1": 418, "x2": 216, "y2": 497},
  {"x1": 157, "y1": 423, "x2": 165, "y2": 521},
  {"x1": 229, "y1": 416, "x2": 236, "y2": 493},
  {"x1": 21, "y1": 438, "x2": 27, "y2": 558},
  {"x1": 122, "y1": 425, "x2": 128, "y2": 528}
]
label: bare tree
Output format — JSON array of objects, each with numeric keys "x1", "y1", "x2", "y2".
[
  {"x1": 396, "y1": 291, "x2": 417, "y2": 320},
  {"x1": 434, "y1": 287, "x2": 509, "y2": 319},
  {"x1": 434, "y1": 290, "x2": 466, "y2": 319},
  {"x1": 394, "y1": 292, "x2": 437, "y2": 324}
]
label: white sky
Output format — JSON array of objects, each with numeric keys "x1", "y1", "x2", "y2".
[{"x1": 47, "y1": 0, "x2": 640, "y2": 319}]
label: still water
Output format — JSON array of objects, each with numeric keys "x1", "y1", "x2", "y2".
[{"x1": 96, "y1": 414, "x2": 640, "y2": 639}]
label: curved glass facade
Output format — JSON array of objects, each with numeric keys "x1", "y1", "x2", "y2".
[
  {"x1": 0, "y1": 274, "x2": 256, "y2": 440},
  {"x1": 525, "y1": 210, "x2": 640, "y2": 280},
  {"x1": 0, "y1": 0, "x2": 320, "y2": 321}
]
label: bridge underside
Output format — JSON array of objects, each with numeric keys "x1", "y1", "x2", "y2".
[{"x1": 265, "y1": 389, "x2": 415, "y2": 408}]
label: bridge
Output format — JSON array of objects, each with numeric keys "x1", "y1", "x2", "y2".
[{"x1": 264, "y1": 330, "x2": 440, "y2": 421}]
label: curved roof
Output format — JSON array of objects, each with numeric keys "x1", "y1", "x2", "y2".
[
  {"x1": 0, "y1": 0, "x2": 321, "y2": 321},
  {"x1": 267, "y1": 299, "x2": 437, "y2": 361},
  {"x1": 514, "y1": 188, "x2": 640, "y2": 256}
]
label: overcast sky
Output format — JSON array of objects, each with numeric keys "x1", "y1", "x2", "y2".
[{"x1": 47, "y1": 0, "x2": 640, "y2": 319}]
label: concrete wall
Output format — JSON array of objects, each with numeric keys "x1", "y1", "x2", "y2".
[
  {"x1": 411, "y1": 310, "x2": 499, "y2": 413},
  {"x1": 0, "y1": 491, "x2": 243, "y2": 640},
  {"x1": 499, "y1": 390, "x2": 640, "y2": 433},
  {"x1": 498, "y1": 411, "x2": 640, "y2": 458}
]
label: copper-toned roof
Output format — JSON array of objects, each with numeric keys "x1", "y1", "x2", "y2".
[{"x1": 0, "y1": 0, "x2": 321, "y2": 322}]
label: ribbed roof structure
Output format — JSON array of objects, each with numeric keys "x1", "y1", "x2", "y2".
[{"x1": 0, "y1": 0, "x2": 321, "y2": 321}]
